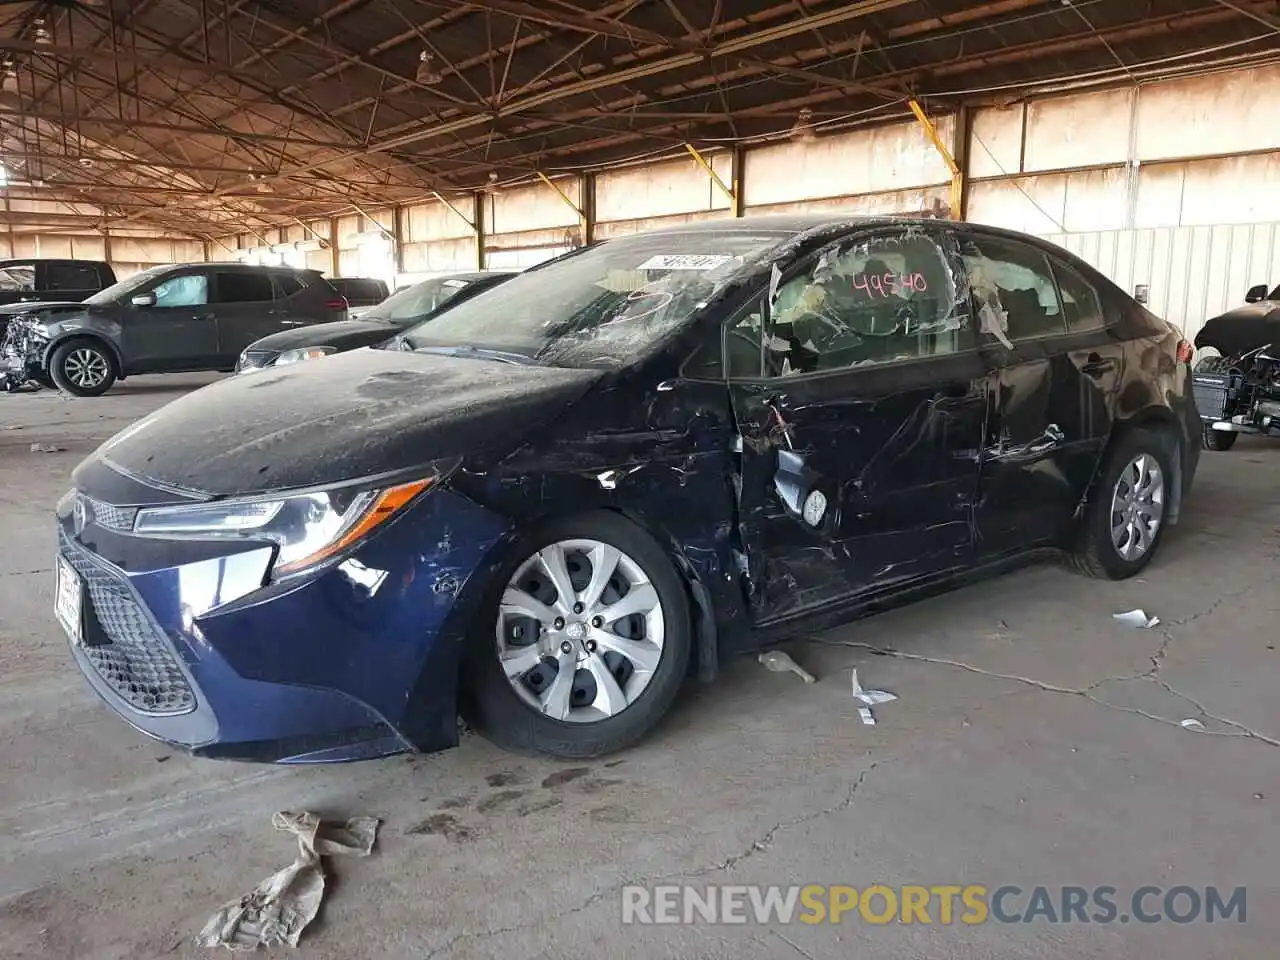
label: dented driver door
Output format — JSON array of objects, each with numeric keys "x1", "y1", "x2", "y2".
[{"x1": 726, "y1": 226, "x2": 989, "y2": 626}]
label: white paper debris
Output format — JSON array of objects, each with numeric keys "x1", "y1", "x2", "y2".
[
  {"x1": 29, "y1": 442, "x2": 66, "y2": 453},
  {"x1": 1113, "y1": 609, "x2": 1161, "y2": 629},
  {"x1": 768, "y1": 262, "x2": 782, "y2": 303},
  {"x1": 978, "y1": 301, "x2": 1013, "y2": 350},
  {"x1": 196, "y1": 811, "x2": 379, "y2": 952},
  {"x1": 758, "y1": 650, "x2": 816, "y2": 684},
  {"x1": 851, "y1": 669, "x2": 898, "y2": 706},
  {"x1": 1180, "y1": 718, "x2": 1205, "y2": 730},
  {"x1": 851, "y1": 668, "x2": 897, "y2": 725}
]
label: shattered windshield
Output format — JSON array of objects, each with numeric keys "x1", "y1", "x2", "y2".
[
  {"x1": 401, "y1": 230, "x2": 789, "y2": 368},
  {"x1": 361, "y1": 277, "x2": 477, "y2": 327},
  {"x1": 86, "y1": 265, "x2": 172, "y2": 305}
]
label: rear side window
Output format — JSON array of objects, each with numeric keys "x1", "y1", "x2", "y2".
[
  {"x1": 1052, "y1": 260, "x2": 1105, "y2": 332},
  {"x1": 45, "y1": 262, "x2": 102, "y2": 291},
  {"x1": 333, "y1": 278, "x2": 387, "y2": 302},
  {"x1": 214, "y1": 272, "x2": 274, "y2": 303},
  {"x1": 961, "y1": 237, "x2": 1065, "y2": 347},
  {"x1": 0, "y1": 264, "x2": 34, "y2": 292},
  {"x1": 274, "y1": 274, "x2": 304, "y2": 298}
]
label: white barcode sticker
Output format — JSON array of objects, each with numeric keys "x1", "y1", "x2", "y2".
[{"x1": 636, "y1": 254, "x2": 734, "y2": 271}]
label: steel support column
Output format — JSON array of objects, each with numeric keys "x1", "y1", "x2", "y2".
[
  {"x1": 731, "y1": 145, "x2": 746, "y2": 218},
  {"x1": 908, "y1": 99, "x2": 963, "y2": 220}
]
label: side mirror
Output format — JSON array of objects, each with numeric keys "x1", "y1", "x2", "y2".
[
  {"x1": 131, "y1": 292, "x2": 157, "y2": 307},
  {"x1": 1245, "y1": 284, "x2": 1268, "y2": 304}
]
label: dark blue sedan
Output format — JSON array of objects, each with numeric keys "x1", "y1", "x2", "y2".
[{"x1": 53, "y1": 216, "x2": 1200, "y2": 762}]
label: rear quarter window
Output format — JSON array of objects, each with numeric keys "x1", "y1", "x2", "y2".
[
  {"x1": 1050, "y1": 260, "x2": 1105, "y2": 332},
  {"x1": 274, "y1": 274, "x2": 304, "y2": 298}
]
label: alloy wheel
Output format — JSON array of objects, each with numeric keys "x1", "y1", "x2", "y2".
[
  {"x1": 495, "y1": 538, "x2": 665, "y2": 723},
  {"x1": 64, "y1": 348, "x2": 110, "y2": 389},
  {"x1": 1109, "y1": 453, "x2": 1164, "y2": 561}
]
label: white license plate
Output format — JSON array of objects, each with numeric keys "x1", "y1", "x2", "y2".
[{"x1": 54, "y1": 556, "x2": 83, "y2": 644}]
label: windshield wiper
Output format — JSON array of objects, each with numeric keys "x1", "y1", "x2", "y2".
[{"x1": 411, "y1": 344, "x2": 541, "y2": 365}]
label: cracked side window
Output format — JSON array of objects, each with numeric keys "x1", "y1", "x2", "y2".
[
  {"x1": 961, "y1": 237, "x2": 1066, "y2": 349},
  {"x1": 0, "y1": 264, "x2": 34, "y2": 292},
  {"x1": 761, "y1": 231, "x2": 969, "y2": 377}
]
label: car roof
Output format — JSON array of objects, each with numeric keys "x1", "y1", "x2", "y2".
[
  {"x1": 0, "y1": 257, "x2": 108, "y2": 265},
  {"x1": 446, "y1": 270, "x2": 517, "y2": 281}
]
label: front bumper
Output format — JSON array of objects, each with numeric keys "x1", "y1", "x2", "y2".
[
  {"x1": 56, "y1": 485, "x2": 510, "y2": 762},
  {"x1": 2, "y1": 321, "x2": 47, "y2": 377}
]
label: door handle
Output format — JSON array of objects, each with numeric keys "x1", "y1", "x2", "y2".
[{"x1": 1082, "y1": 353, "x2": 1116, "y2": 376}]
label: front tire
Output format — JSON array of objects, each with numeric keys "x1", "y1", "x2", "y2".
[
  {"x1": 49, "y1": 340, "x2": 116, "y2": 397},
  {"x1": 1070, "y1": 428, "x2": 1174, "y2": 580},
  {"x1": 464, "y1": 512, "x2": 692, "y2": 758},
  {"x1": 1202, "y1": 427, "x2": 1237, "y2": 452}
]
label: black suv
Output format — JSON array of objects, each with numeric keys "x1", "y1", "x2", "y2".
[
  {"x1": 0, "y1": 258, "x2": 115, "y2": 306},
  {"x1": 2, "y1": 263, "x2": 347, "y2": 396},
  {"x1": 327, "y1": 277, "x2": 389, "y2": 317},
  {"x1": 0, "y1": 258, "x2": 117, "y2": 346}
]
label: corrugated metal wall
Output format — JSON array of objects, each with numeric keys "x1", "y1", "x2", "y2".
[{"x1": 1043, "y1": 222, "x2": 1280, "y2": 340}]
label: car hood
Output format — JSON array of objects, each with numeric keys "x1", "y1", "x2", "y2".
[
  {"x1": 1195, "y1": 301, "x2": 1280, "y2": 355},
  {"x1": 0, "y1": 300, "x2": 90, "y2": 318},
  {"x1": 246, "y1": 318, "x2": 399, "y2": 354},
  {"x1": 80, "y1": 348, "x2": 603, "y2": 498}
]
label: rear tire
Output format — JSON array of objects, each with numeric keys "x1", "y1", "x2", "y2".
[
  {"x1": 1069, "y1": 428, "x2": 1174, "y2": 580},
  {"x1": 49, "y1": 340, "x2": 116, "y2": 397},
  {"x1": 1194, "y1": 354, "x2": 1234, "y2": 375},
  {"x1": 1202, "y1": 428, "x2": 1237, "y2": 452},
  {"x1": 463, "y1": 511, "x2": 691, "y2": 758}
]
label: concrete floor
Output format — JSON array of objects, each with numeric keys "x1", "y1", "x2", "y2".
[{"x1": 1, "y1": 374, "x2": 1277, "y2": 960}]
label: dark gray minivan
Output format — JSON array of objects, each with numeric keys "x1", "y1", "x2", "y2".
[{"x1": 1, "y1": 263, "x2": 347, "y2": 395}]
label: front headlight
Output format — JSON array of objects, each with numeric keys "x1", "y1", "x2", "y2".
[
  {"x1": 133, "y1": 475, "x2": 436, "y2": 578},
  {"x1": 274, "y1": 346, "x2": 336, "y2": 366}
]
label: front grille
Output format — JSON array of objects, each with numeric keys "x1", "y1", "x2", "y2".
[
  {"x1": 82, "y1": 496, "x2": 137, "y2": 532},
  {"x1": 60, "y1": 533, "x2": 195, "y2": 716},
  {"x1": 237, "y1": 349, "x2": 278, "y2": 371},
  {"x1": 1192, "y1": 373, "x2": 1231, "y2": 420}
]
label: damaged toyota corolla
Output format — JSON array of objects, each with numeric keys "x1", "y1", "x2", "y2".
[{"x1": 55, "y1": 216, "x2": 1200, "y2": 763}]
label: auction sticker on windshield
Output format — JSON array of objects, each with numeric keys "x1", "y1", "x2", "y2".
[
  {"x1": 54, "y1": 556, "x2": 83, "y2": 644},
  {"x1": 636, "y1": 254, "x2": 735, "y2": 271}
]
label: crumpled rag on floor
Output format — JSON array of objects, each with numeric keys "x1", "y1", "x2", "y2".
[{"x1": 196, "y1": 811, "x2": 379, "y2": 951}]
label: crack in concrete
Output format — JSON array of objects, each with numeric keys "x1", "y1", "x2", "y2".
[
  {"x1": 773, "y1": 929, "x2": 817, "y2": 959},
  {"x1": 420, "y1": 759, "x2": 891, "y2": 959},
  {"x1": 2, "y1": 569, "x2": 52, "y2": 577},
  {"x1": 810, "y1": 576, "x2": 1280, "y2": 751},
  {"x1": 709, "y1": 759, "x2": 889, "y2": 875}
]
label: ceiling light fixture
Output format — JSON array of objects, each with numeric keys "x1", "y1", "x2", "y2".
[
  {"x1": 33, "y1": 20, "x2": 50, "y2": 45},
  {"x1": 416, "y1": 51, "x2": 442, "y2": 85},
  {"x1": 789, "y1": 107, "x2": 818, "y2": 143}
]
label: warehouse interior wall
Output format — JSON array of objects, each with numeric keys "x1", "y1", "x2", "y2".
[{"x1": 215, "y1": 62, "x2": 1280, "y2": 334}]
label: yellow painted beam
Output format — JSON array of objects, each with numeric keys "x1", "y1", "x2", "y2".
[
  {"x1": 536, "y1": 171, "x2": 585, "y2": 219},
  {"x1": 432, "y1": 190, "x2": 476, "y2": 231},
  {"x1": 684, "y1": 142, "x2": 737, "y2": 204},
  {"x1": 908, "y1": 98, "x2": 964, "y2": 219}
]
